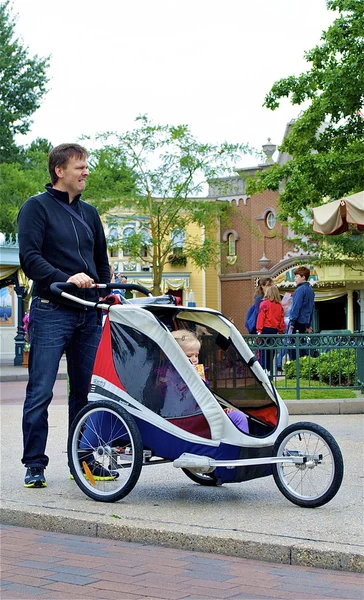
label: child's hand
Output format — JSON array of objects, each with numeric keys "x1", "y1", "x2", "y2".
[{"x1": 224, "y1": 408, "x2": 234, "y2": 414}]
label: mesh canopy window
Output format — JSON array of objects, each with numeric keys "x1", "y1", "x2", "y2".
[{"x1": 111, "y1": 323, "x2": 201, "y2": 419}]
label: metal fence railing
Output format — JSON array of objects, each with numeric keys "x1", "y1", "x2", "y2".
[{"x1": 242, "y1": 332, "x2": 364, "y2": 399}]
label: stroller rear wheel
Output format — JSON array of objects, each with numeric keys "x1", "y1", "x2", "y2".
[
  {"x1": 182, "y1": 468, "x2": 219, "y2": 486},
  {"x1": 68, "y1": 400, "x2": 143, "y2": 502},
  {"x1": 272, "y1": 422, "x2": 344, "y2": 508}
]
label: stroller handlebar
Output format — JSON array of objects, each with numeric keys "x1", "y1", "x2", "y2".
[
  {"x1": 50, "y1": 281, "x2": 152, "y2": 299},
  {"x1": 50, "y1": 282, "x2": 153, "y2": 308}
]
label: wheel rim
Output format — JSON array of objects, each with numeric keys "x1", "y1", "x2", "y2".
[
  {"x1": 70, "y1": 406, "x2": 138, "y2": 499},
  {"x1": 275, "y1": 428, "x2": 335, "y2": 502}
]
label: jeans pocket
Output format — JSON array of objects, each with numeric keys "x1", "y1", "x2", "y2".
[{"x1": 33, "y1": 298, "x2": 59, "y2": 312}]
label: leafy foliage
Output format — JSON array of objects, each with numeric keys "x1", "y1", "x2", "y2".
[
  {"x1": 247, "y1": 0, "x2": 364, "y2": 266},
  {"x1": 0, "y1": 1, "x2": 49, "y2": 162},
  {"x1": 86, "y1": 115, "x2": 252, "y2": 294},
  {"x1": 284, "y1": 348, "x2": 357, "y2": 385},
  {"x1": 0, "y1": 139, "x2": 49, "y2": 236},
  {"x1": 85, "y1": 145, "x2": 138, "y2": 213}
]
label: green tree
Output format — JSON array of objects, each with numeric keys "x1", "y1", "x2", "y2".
[
  {"x1": 85, "y1": 145, "x2": 139, "y2": 214},
  {"x1": 0, "y1": 138, "x2": 49, "y2": 236},
  {"x1": 0, "y1": 1, "x2": 49, "y2": 162},
  {"x1": 247, "y1": 0, "x2": 364, "y2": 268},
  {"x1": 87, "y1": 115, "x2": 252, "y2": 294}
]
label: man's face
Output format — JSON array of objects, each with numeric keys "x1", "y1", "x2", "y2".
[
  {"x1": 294, "y1": 273, "x2": 306, "y2": 286},
  {"x1": 55, "y1": 155, "x2": 89, "y2": 198}
]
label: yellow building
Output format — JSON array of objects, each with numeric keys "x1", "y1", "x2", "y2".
[{"x1": 104, "y1": 212, "x2": 221, "y2": 310}]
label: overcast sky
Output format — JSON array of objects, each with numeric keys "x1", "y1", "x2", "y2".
[{"x1": 12, "y1": 0, "x2": 334, "y2": 165}]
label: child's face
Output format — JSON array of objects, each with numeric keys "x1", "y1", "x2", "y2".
[{"x1": 184, "y1": 342, "x2": 200, "y2": 367}]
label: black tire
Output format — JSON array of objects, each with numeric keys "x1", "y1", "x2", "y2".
[
  {"x1": 182, "y1": 468, "x2": 218, "y2": 486},
  {"x1": 272, "y1": 422, "x2": 344, "y2": 508},
  {"x1": 68, "y1": 400, "x2": 143, "y2": 502}
]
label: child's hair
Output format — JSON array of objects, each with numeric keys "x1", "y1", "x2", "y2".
[
  {"x1": 294, "y1": 266, "x2": 310, "y2": 280},
  {"x1": 264, "y1": 285, "x2": 281, "y2": 303},
  {"x1": 254, "y1": 276, "x2": 273, "y2": 298},
  {"x1": 172, "y1": 330, "x2": 201, "y2": 353}
]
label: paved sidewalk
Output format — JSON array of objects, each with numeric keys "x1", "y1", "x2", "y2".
[
  {"x1": 1, "y1": 358, "x2": 363, "y2": 574},
  {"x1": 1, "y1": 392, "x2": 363, "y2": 574},
  {"x1": 1, "y1": 525, "x2": 363, "y2": 600}
]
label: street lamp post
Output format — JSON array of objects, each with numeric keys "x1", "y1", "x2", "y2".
[{"x1": 13, "y1": 278, "x2": 27, "y2": 366}]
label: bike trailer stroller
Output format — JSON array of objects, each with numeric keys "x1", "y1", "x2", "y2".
[{"x1": 51, "y1": 282, "x2": 344, "y2": 508}]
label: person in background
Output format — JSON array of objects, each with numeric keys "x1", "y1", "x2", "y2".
[
  {"x1": 288, "y1": 267, "x2": 315, "y2": 334},
  {"x1": 172, "y1": 330, "x2": 249, "y2": 433},
  {"x1": 256, "y1": 285, "x2": 285, "y2": 375},
  {"x1": 254, "y1": 277, "x2": 274, "y2": 313},
  {"x1": 245, "y1": 277, "x2": 273, "y2": 334},
  {"x1": 288, "y1": 266, "x2": 315, "y2": 358},
  {"x1": 115, "y1": 273, "x2": 128, "y2": 297},
  {"x1": 17, "y1": 143, "x2": 114, "y2": 489}
]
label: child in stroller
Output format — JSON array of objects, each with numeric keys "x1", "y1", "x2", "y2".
[{"x1": 172, "y1": 330, "x2": 249, "y2": 434}]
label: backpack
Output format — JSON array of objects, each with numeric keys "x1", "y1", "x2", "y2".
[{"x1": 245, "y1": 304, "x2": 258, "y2": 334}]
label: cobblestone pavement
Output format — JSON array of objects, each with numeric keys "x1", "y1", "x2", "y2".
[{"x1": 1, "y1": 525, "x2": 363, "y2": 600}]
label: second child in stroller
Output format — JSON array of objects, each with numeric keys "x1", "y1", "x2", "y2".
[{"x1": 172, "y1": 330, "x2": 249, "y2": 433}]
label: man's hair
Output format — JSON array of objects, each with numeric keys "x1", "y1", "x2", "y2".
[
  {"x1": 48, "y1": 143, "x2": 88, "y2": 185},
  {"x1": 264, "y1": 285, "x2": 281, "y2": 303},
  {"x1": 294, "y1": 266, "x2": 310, "y2": 281}
]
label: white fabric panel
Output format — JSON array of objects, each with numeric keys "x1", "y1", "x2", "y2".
[
  {"x1": 312, "y1": 191, "x2": 364, "y2": 234},
  {"x1": 312, "y1": 199, "x2": 343, "y2": 234},
  {"x1": 345, "y1": 191, "x2": 364, "y2": 225},
  {"x1": 177, "y1": 310, "x2": 230, "y2": 338}
]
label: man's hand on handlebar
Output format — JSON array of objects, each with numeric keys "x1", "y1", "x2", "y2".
[{"x1": 67, "y1": 273, "x2": 94, "y2": 288}]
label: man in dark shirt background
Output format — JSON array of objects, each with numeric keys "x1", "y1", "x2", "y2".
[
  {"x1": 18, "y1": 143, "x2": 115, "y2": 489},
  {"x1": 288, "y1": 266, "x2": 315, "y2": 334},
  {"x1": 288, "y1": 266, "x2": 315, "y2": 359}
]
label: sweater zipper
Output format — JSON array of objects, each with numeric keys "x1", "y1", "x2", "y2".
[{"x1": 70, "y1": 217, "x2": 89, "y2": 271}]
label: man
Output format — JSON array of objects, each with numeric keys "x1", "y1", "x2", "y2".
[
  {"x1": 288, "y1": 266, "x2": 315, "y2": 334},
  {"x1": 115, "y1": 273, "x2": 127, "y2": 297},
  {"x1": 18, "y1": 143, "x2": 114, "y2": 488},
  {"x1": 288, "y1": 266, "x2": 315, "y2": 358}
]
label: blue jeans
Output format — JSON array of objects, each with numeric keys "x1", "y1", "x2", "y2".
[{"x1": 22, "y1": 298, "x2": 101, "y2": 468}]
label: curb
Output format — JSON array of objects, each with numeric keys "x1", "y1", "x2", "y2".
[
  {"x1": 285, "y1": 398, "x2": 364, "y2": 414},
  {"x1": 1, "y1": 506, "x2": 363, "y2": 573},
  {"x1": 0, "y1": 372, "x2": 67, "y2": 382}
]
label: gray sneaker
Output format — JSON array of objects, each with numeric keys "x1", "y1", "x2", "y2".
[{"x1": 24, "y1": 467, "x2": 47, "y2": 488}]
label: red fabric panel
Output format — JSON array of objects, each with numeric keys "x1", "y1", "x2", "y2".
[
  {"x1": 244, "y1": 405, "x2": 278, "y2": 427},
  {"x1": 93, "y1": 316, "x2": 125, "y2": 390},
  {"x1": 167, "y1": 414, "x2": 211, "y2": 439}
]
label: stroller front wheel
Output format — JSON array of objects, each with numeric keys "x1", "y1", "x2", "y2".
[
  {"x1": 272, "y1": 422, "x2": 344, "y2": 508},
  {"x1": 68, "y1": 400, "x2": 143, "y2": 502}
]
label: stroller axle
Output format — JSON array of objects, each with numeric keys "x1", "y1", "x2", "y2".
[{"x1": 173, "y1": 452, "x2": 311, "y2": 471}]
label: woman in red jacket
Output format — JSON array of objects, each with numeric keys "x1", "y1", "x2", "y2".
[{"x1": 256, "y1": 285, "x2": 285, "y2": 375}]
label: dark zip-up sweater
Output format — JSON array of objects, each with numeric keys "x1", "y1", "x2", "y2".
[{"x1": 18, "y1": 185, "x2": 110, "y2": 307}]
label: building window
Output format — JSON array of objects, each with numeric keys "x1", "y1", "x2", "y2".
[
  {"x1": 228, "y1": 233, "x2": 236, "y2": 256},
  {"x1": 171, "y1": 228, "x2": 185, "y2": 253},
  {"x1": 266, "y1": 211, "x2": 276, "y2": 229},
  {"x1": 140, "y1": 227, "x2": 151, "y2": 259},
  {"x1": 222, "y1": 229, "x2": 239, "y2": 265},
  {"x1": 122, "y1": 226, "x2": 135, "y2": 256},
  {"x1": 108, "y1": 227, "x2": 119, "y2": 257}
]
